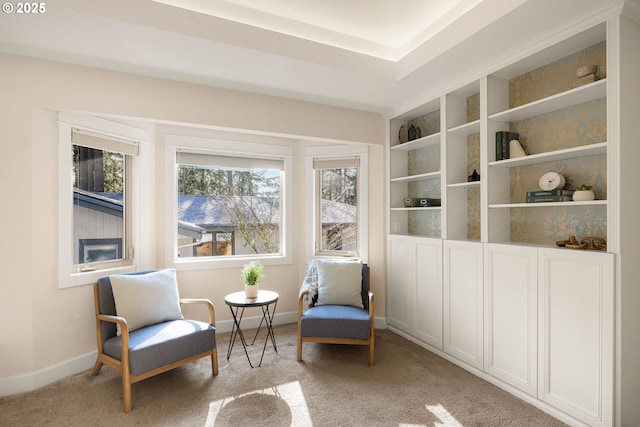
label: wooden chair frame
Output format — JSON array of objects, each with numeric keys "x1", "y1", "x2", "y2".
[
  {"x1": 91, "y1": 284, "x2": 219, "y2": 413},
  {"x1": 297, "y1": 267, "x2": 375, "y2": 366}
]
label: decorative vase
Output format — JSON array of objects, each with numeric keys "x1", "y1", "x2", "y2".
[
  {"x1": 573, "y1": 190, "x2": 595, "y2": 201},
  {"x1": 398, "y1": 124, "x2": 422, "y2": 144},
  {"x1": 244, "y1": 283, "x2": 259, "y2": 299}
]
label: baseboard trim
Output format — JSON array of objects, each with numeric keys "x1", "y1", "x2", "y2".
[{"x1": 0, "y1": 351, "x2": 96, "y2": 398}]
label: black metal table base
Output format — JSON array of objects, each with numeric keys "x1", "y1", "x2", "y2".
[{"x1": 226, "y1": 300, "x2": 278, "y2": 368}]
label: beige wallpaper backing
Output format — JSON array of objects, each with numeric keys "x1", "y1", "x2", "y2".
[{"x1": 403, "y1": 41, "x2": 606, "y2": 242}]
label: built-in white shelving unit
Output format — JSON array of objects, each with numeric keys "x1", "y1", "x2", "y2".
[{"x1": 387, "y1": 15, "x2": 621, "y2": 427}]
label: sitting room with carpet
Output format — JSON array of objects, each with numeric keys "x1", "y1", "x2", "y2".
[{"x1": 1, "y1": 1, "x2": 640, "y2": 426}]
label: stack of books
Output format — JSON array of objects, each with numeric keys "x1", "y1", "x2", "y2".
[{"x1": 526, "y1": 189, "x2": 574, "y2": 203}]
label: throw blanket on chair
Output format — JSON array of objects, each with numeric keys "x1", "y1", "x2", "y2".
[{"x1": 300, "y1": 259, "x2": 320, "y2": 308}]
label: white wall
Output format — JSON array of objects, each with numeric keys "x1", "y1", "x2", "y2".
[{"x1": 0, "y1": 53, "x2": 385, "y2": 394}]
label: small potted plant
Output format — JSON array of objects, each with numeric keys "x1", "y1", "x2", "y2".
[
  {"x1": 242, "y1": 261, "x2": 264, "y2": 299},
  {"x1": 573, "y1": 184, "x2": 595, "y2": 201}
]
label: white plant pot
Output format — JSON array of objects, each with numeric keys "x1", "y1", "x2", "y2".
[
  {"x1": 244, "y1": 284, "x2": 259, "y2": 299},
  {"x1": 573, "y1": 190, "x2": 595, "y2": 201}
]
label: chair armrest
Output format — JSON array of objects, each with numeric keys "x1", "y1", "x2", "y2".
[
  {"x1": 180, "y1": 298, "x2": 216, "y2": 326},
  {"x1": 368, "y1": 291, "x2": 374, "y2": 318},
  {"x1": 97, "y1": 314, "x2": 130, "y2": 361},
  {"x1": 298, "y1": 289, "x2": 309, "y2": 318},
  {"x1": 97, "y1": 313, "x2": 129, "y2": 334}
]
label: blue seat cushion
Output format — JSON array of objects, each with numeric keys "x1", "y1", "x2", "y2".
[
  {"x1": 300, "y1": 305, "x2": 371, "y2": 340},
  {"x1": 104, "y1": 320, "x2": 216, "y2": 376}
]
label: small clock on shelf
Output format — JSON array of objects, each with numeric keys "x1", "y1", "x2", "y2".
[{"x1": 538, "y1": 172, "x2": 566, "y2": 191}]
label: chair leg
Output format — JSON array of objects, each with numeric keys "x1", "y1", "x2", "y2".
[
  {"x1": 369, "y1": 332, "x2": 375, "y2": 366},
  {"x1": 211, "y1": 348, "x2": 219, "y2": 376},
  {"x1": 369, "y1": 343, "x2": 375, "y2": 366},
  {"x1": 91, "y1": 360, "x2": 103, "y2": 376},
  {"x1": 297, "y1": 321, "x2": 303, "y2": 362},
  {"x1": 122, "y1": 373, "x2": 132, "y2": 413}
]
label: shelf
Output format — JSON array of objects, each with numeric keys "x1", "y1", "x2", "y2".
[
  {"x1": 391, "y1": 132, "x2": 441, "y2": 151},
  {"x1": 389, "y1": 232, "x2": 441, "y2": 239},
  {"x1": 447, "y1": 120, "x2": 480, "y2": 136},
  {"x1": 391, "y1": 206, "x2": 442, "y2": 211},
  {"x1": 448, "y1": 181, "x2": 480, "y2": 188},
  {"x1": 488, "y1": 142, "x2": 607, "y2": 168},
  {"x1": 489, "y1": 200, "x2": 607, "y2": 208},
  {"x1": 489, "y1": 79, "x2": 606, "y2": 123},
  {"x1": 389, "y1": 30, "x2": 609, "y2": 248},
  {"x1": 391, "y1": 171, "x2": 441, "y2": 183}
]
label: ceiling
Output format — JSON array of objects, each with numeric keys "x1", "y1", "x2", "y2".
[
  {"x1": 0, "y1": 0, "x2": 629, "y2": 115},
  {"x1": 152, "y1": 0, "x2": 491, "y2": 61}
]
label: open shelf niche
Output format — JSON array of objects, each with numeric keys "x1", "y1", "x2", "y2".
[{"x1": 389, "y1": 98, "x2": 442, "y2": 237}]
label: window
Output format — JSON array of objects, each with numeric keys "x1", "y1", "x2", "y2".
[
  {"x1": 58, "y1": 113, "x2": 147, "y2": 288},
  {"x1": 166, "y1": 136, "x2": 293, "y2": 269},
  {"x1": 314, "y1": 157, "x2": 360, "y2": 256},
  {"x1": 71, "y1": 129, "x2": 137, "y2": 271},
  {"x1": 79, "y1": 238, "x2": 123, "y2": 263}
]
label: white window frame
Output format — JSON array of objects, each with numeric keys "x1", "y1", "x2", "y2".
[
  {"x1": 305, "y1": 145, "x2": 369, "y2": 262},
  {"x1": 164, "y1": 135, "x2": 293, "y2": 270},
  {"x1": 57, "y1": 112, "x2": 149, "y2": 288}
]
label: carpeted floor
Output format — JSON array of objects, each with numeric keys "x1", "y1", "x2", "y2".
[{"x1": 0, "y1": 324, "x2": 567, "y2": 426}]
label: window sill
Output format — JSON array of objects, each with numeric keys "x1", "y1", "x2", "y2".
[
  {"x1": 170, "y1": 254, "x2": 292, "y2": 271},
  {"x1": 59, "y1": 265, "x2": 138, "y2": 288}
]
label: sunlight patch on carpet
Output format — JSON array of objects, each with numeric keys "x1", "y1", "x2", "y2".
[
  {"x1": 426, "y1": 404, "x2": 464, "y2": 427},
  {"x1": 204, "y1": 381, "x2": 312, "y2": 426}
]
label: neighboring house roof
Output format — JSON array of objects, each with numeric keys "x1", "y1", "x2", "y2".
[
  {"x1": 178, "y1": 194, "x2": 281, "y2": 228},
  {"x1": 75, "y1": 190, "x2": 355, "y2": 230},
  {"x1": 321, "y1": 199, "x2": 356, "y2": 224},
  {"x1": 73, "y1": 190, "x2": 122, "y2": 217},
  {"x1": 178, "y1": 220, "x2": 207, "y2": 239}
]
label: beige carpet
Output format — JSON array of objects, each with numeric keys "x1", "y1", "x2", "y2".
[{"x1": 0, "y1": 324, "x2": 567, "y2": 426}]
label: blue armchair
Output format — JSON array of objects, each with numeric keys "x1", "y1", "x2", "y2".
[
  {"x1": 297, "y1": 260, "x2": 374, "y2": 366},
  {"x1": 91, "y1": 269, "x2": 218, "y2": 412}
]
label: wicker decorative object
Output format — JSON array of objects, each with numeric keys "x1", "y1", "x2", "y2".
[{"x1": 556, "y1": 235, "x2": 606, "y2": 250}]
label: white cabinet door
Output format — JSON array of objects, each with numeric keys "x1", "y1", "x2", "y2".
[
  {"x1": 538, "y1": 248, "x2": 614, "y2": 427},
  {"x1": 484, "y1": 244, "x2": 538, "y2": 396},
  {"x1": 387, "y1": 235, "x2": 413, "y2": 331},
  {"x1": 413, "y1": 237, "x2": 443, "y2": 349},
  {"x1": 387, "y1": 235, "x2": 443, "y2": 348},
  {"x1": 444, "y1": 240, "x2": 483, "y2": 369}
]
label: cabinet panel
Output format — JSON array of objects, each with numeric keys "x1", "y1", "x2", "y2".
[
  {"x1": 387, "y1": 235, "x2": 443, "y2": 349},
  {"x1": 414, "y1": 237, "x2": 443, "y2": 348},
  {"x1": 386, "y1": 235, "x2": 412, "y2": 331},
  {"x1": 444, "y1": 240, "x2": 483, "y2": 369},
  {"x1": 538, "y1": 248, "x2": 614, "y2": 427},
  {"x1": 484, "y1": 244, "x2": 538, "y2": 396}
]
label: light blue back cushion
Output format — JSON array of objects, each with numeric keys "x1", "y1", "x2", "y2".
[
  {"x1": 96, "y1": 270, "x2": 160, "y2": 342},
  {"x1": 316, "y1": 261, "x2": 363, "y2": 308},
  {"x1": 310, "y1": 263, "x2": 369, "y2": 309},
  {"x1": 110, "y1": 269, "x2": 184, "y2": 336}
]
